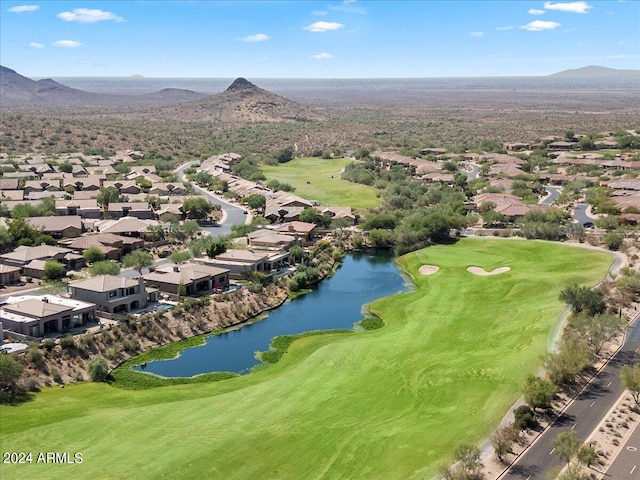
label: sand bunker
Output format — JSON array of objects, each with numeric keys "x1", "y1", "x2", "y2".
[
  {"x1": 467, "y1": 266, "x2": 511, "y2": 276},
  {"x1": 419, "y1": 265, "x2": 440, "y2": 275}
]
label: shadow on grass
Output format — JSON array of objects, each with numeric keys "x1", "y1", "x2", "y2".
[{"x1": 0, "y1": 390, "x2": 36, "y2": 406}]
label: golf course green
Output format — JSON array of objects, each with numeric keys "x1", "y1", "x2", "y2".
[
  {"x1": 0, "y1": 239, "x2": 612, "y2": 480},
  {"x1": 261, "y1": 157, "x2": 380, "y2": 210}
]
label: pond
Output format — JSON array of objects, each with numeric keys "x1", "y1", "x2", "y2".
[{"x1": 134, "y1": 251, "x2": 409, "y2": 377}]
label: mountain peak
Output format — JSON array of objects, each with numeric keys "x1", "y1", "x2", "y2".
[{"x1": 226, "y1": 77, "x2": 257, "y2": 91}]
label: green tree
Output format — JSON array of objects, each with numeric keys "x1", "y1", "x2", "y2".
[
  {"x1": 97, "y1": 186, "x2": 126, "y2": 207},
  {"x1": 169, "y1": 250, "x2": 192, "y2": 264},
  {"x1": 88, "y1": 357, "x2": 109, "y2": 382},
  {"x1": 545, "y1": 335, "x2": 591, "y2": 385},
  {"x1": 523, "y1": 375, "x2": 557, "y2": 410},
  {"x1": 89, "y1": 260, "x2": 121, "y2": 277},
  {"x1": 182, "y1": 197, "x2": 213, "y2": 220},
  {"x1": 206, "y1": 238, "x2": 228, "y2": 258},
  {"x1": 559, "y1": 284, "x2": 606, "y2": 316},
  {"x1": 621, "y1": 364, "x2": 640, "y2": 404},
  {"x1": 0, "y1": 354, "x2": 23, "y2": 397},
  {"x1": 513, "y1": 405, "x2": 538, "y2": 431},
  {"x1": 576, "y1": 443, "x2": 598, "y2": 467},
  {"x1": 83, "y1": 246, "x2": 106, "y2": 264},
  {"x1": 553, "y1": 431, "x2": 580, "y2": 463},
  {"x1": 171, "y1": 220, "x2": 201, "y2": 241},
  {"x1": 274, "y1": 146, "x2": 294, "y2": 163},
  {"x1": 573, "y1": 313, "x2": 627, "y2": 355},
  {"x1": 491, "y1": 425, "x2": 519, "y2": 463},
  {"x1": 245, "y1": 194, "x2": 266, "y2": 212},
  {"x1": 44, "y1": 260, "x2": 65, "y2": 280},
  {"x1": 122, "y1": 250, "x2": 154, "y2": 275},
  {"x1": 289, "y1": 245, "x2": 305, "y2": 265},
  {"x1": 602, "y1": 231, "x2": 624, "y2": 251}
]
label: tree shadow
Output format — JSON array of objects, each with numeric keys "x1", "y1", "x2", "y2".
[{"x1": 0, "y1": 390, "x2": 36, "y2": 406}]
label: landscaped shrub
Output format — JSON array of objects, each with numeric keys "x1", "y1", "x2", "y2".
[
  {"x1": 513, "y1": 405, "x2": 538, "y2": 430},
  {"x1": 88, "y1": 357, "x2": 109, "y2": 382},
  {"x1": 60, "y1": 334, "x2": 75, "y2": 350},
  {"x1": 42, "y1": 339, "x2": 56, "y2": 351}
]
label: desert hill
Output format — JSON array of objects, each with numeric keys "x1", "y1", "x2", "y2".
[
  {"x1": 0, "y1": 65, "x2": 206, "y2": 108},
  {"x1": 157, "y1": 77, "x2": 325, "y2": 123},
  {"x1": 550, "y1": 65, "x2": 639, "y2": 80}
]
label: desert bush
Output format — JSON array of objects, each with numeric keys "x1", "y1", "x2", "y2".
[
  {"x1": 513, "y1": 405, "x2": 538, "y2": 431},
  {"x1": 59, "y1": 334, "x2": 75, "y2": 350}
]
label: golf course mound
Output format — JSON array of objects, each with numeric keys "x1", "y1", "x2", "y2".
[
  {"x1": 418, "y1": 264, "x2": 440, "y2": 275},
  {"x1": 467, "y1": 265, "x2": 511, "y2": 276}
]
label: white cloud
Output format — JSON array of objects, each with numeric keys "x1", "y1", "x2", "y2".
[
  {"x1": 57, "y1": 8, "x2": 123, "y2": 23},
  {"x1": 311, "y1": 52, "x2": 334, "y2": 60},
  {"x1": 528, "y1": 8, "x2": 545, "y2": 14},
  {"x1": 312, "y1": 10, "x2": 328, "y2": 16},
  {"x1": 53, "y1": 40, "x2": 82, "y2": 48},
  {"x1": 543, "y1": 1, "x2": 592, "y2": 13},
  {"x1": 8, "y1": 5, "x2": 39, "y2": 13},
  {"x1": 304, "y1": 21, "x2": 344, "y2": 32},
  {"x1": 496, "y1": 25, "x2": 514, "y2": 30},
  {"x1": 28, "y1": 42, "x2": 44, "y2": 49},
  {"x1": 242, "y1": 33, "x2": 269, "y2": 42},
  {"x1": 470, "y1": 31, "x2": 484, "y2": 37},
  {"x1": 521, "y1": 20, "x2": 561, "y2": 31}
]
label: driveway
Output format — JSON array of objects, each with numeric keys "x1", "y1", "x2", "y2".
[
  {"x1": 539, "y1": 186, "x2": 562, "y2": 206},
  {"x1": 574, "y1": 203, "x2": 597, "y2": 227}
]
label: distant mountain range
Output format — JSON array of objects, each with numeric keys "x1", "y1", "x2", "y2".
[
  {"x1": 0, "y1": 65, "x2": 207, "y2": 108},
  {"x1": 1, "y1": 64, "x2": 637, "y2": 114},
  {"x1": 549, "y1": 65, "x2": 639, "y2": 80}
]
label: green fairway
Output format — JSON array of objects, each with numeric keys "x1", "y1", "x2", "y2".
[
  {"x1": 0, "y1": 240, "x2": 612, "y2": 480},
  {"x1": 261, "y1": 157, "x2": 379, "y2": 210}
]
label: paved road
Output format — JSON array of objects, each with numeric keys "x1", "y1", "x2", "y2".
[
  {"x1": 502, "y1": 318, "x2": 640, "y2": 480},
  {"x1": 175, "y1": 160, "x2": 249, "y2": 237},
  {"x1": 604, "y1": 421, "x2": 640, "y2": 479},
  {"x1": 120, "y1": 161, "x2": 248, "y2": 279},
  {"x1": 539, "y1": 186, "x2": 562, "y2": 206},
  {"x1": 574, "y1": 203, "x2": 597, "y2": 227},
  {"x1": 460, "y1": 161, "x2": 480, "y2": 179}
]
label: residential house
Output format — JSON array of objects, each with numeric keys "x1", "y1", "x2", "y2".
[
  {"x1": 195, "y1": 249, "x2": 288, "y2": 280},
  {"x1": 85, "y1": 165, "x2": 118, "y2": 176},
  {"x1": 0, "y1": 295, "x2": 96, "y2": 337},
  {"x1": 272, "y1": 221, "x2": 317, "y2": 244},
  {"x1": 0, "y1": 244, "x2": 76, "y2": 268},
  {"x1": 95, "y1": 217, "x2": 162, "y2": 237},
  {"x1": 102, "y1": 180, "x2": 141, "y2": 195},
  {"x1": 319, "y1": 206, "x2": 356, "y2": 224},
  {"x1": 0, "y1": 190, "x2": 24, "y2": 201},
  {"x1": 26, "y1": 216, "x2": 83, "y2": 239},
  {"x1": 24, "y1": 180, "x2": 61, "y2": 194},
  {"x1": 55, "y1": 199, "x2": 101, "y2": 219},
  {"x1": 246, "y1": 229, "x2": 298, "y2": 249},
  {"x1": 0, "y1": 264, "x2": 21, "y2": 286},
  {"x1": 68, "y1": 275, "x2": 149, "y2": 314},
  {"x1": 63, "y1": 176, "x2": 103, "y2": 192},
  {"x1": 149, "y1": 182, "x2": 185, "y2": 196},
  {"x1": 0, "y1": 178, "x2": 19, "y2": 190},
  {"x1": 155, "y1": 203, "x2": 184, "y2": 222},
  {"x1": 61, "y1": 232, "x2": 143, "y2": 260},
  {"x1": 106, "y1": 202, "x2": 155, "y2": 220},
  {"x1": 143, "y1": 262, "x2": 230, "y2": 297}
]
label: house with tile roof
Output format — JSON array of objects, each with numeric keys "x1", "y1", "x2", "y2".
[
  {"x1": 0, "y1": 294, "x2": 96, "y2": 337},
  {"x1": 68, "y1": 275, "x2": 149, "y2": 314}
]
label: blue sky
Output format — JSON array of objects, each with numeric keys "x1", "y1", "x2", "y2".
[{"x1": 1, "y1": 0, "x2": 638, "y2": 78}]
